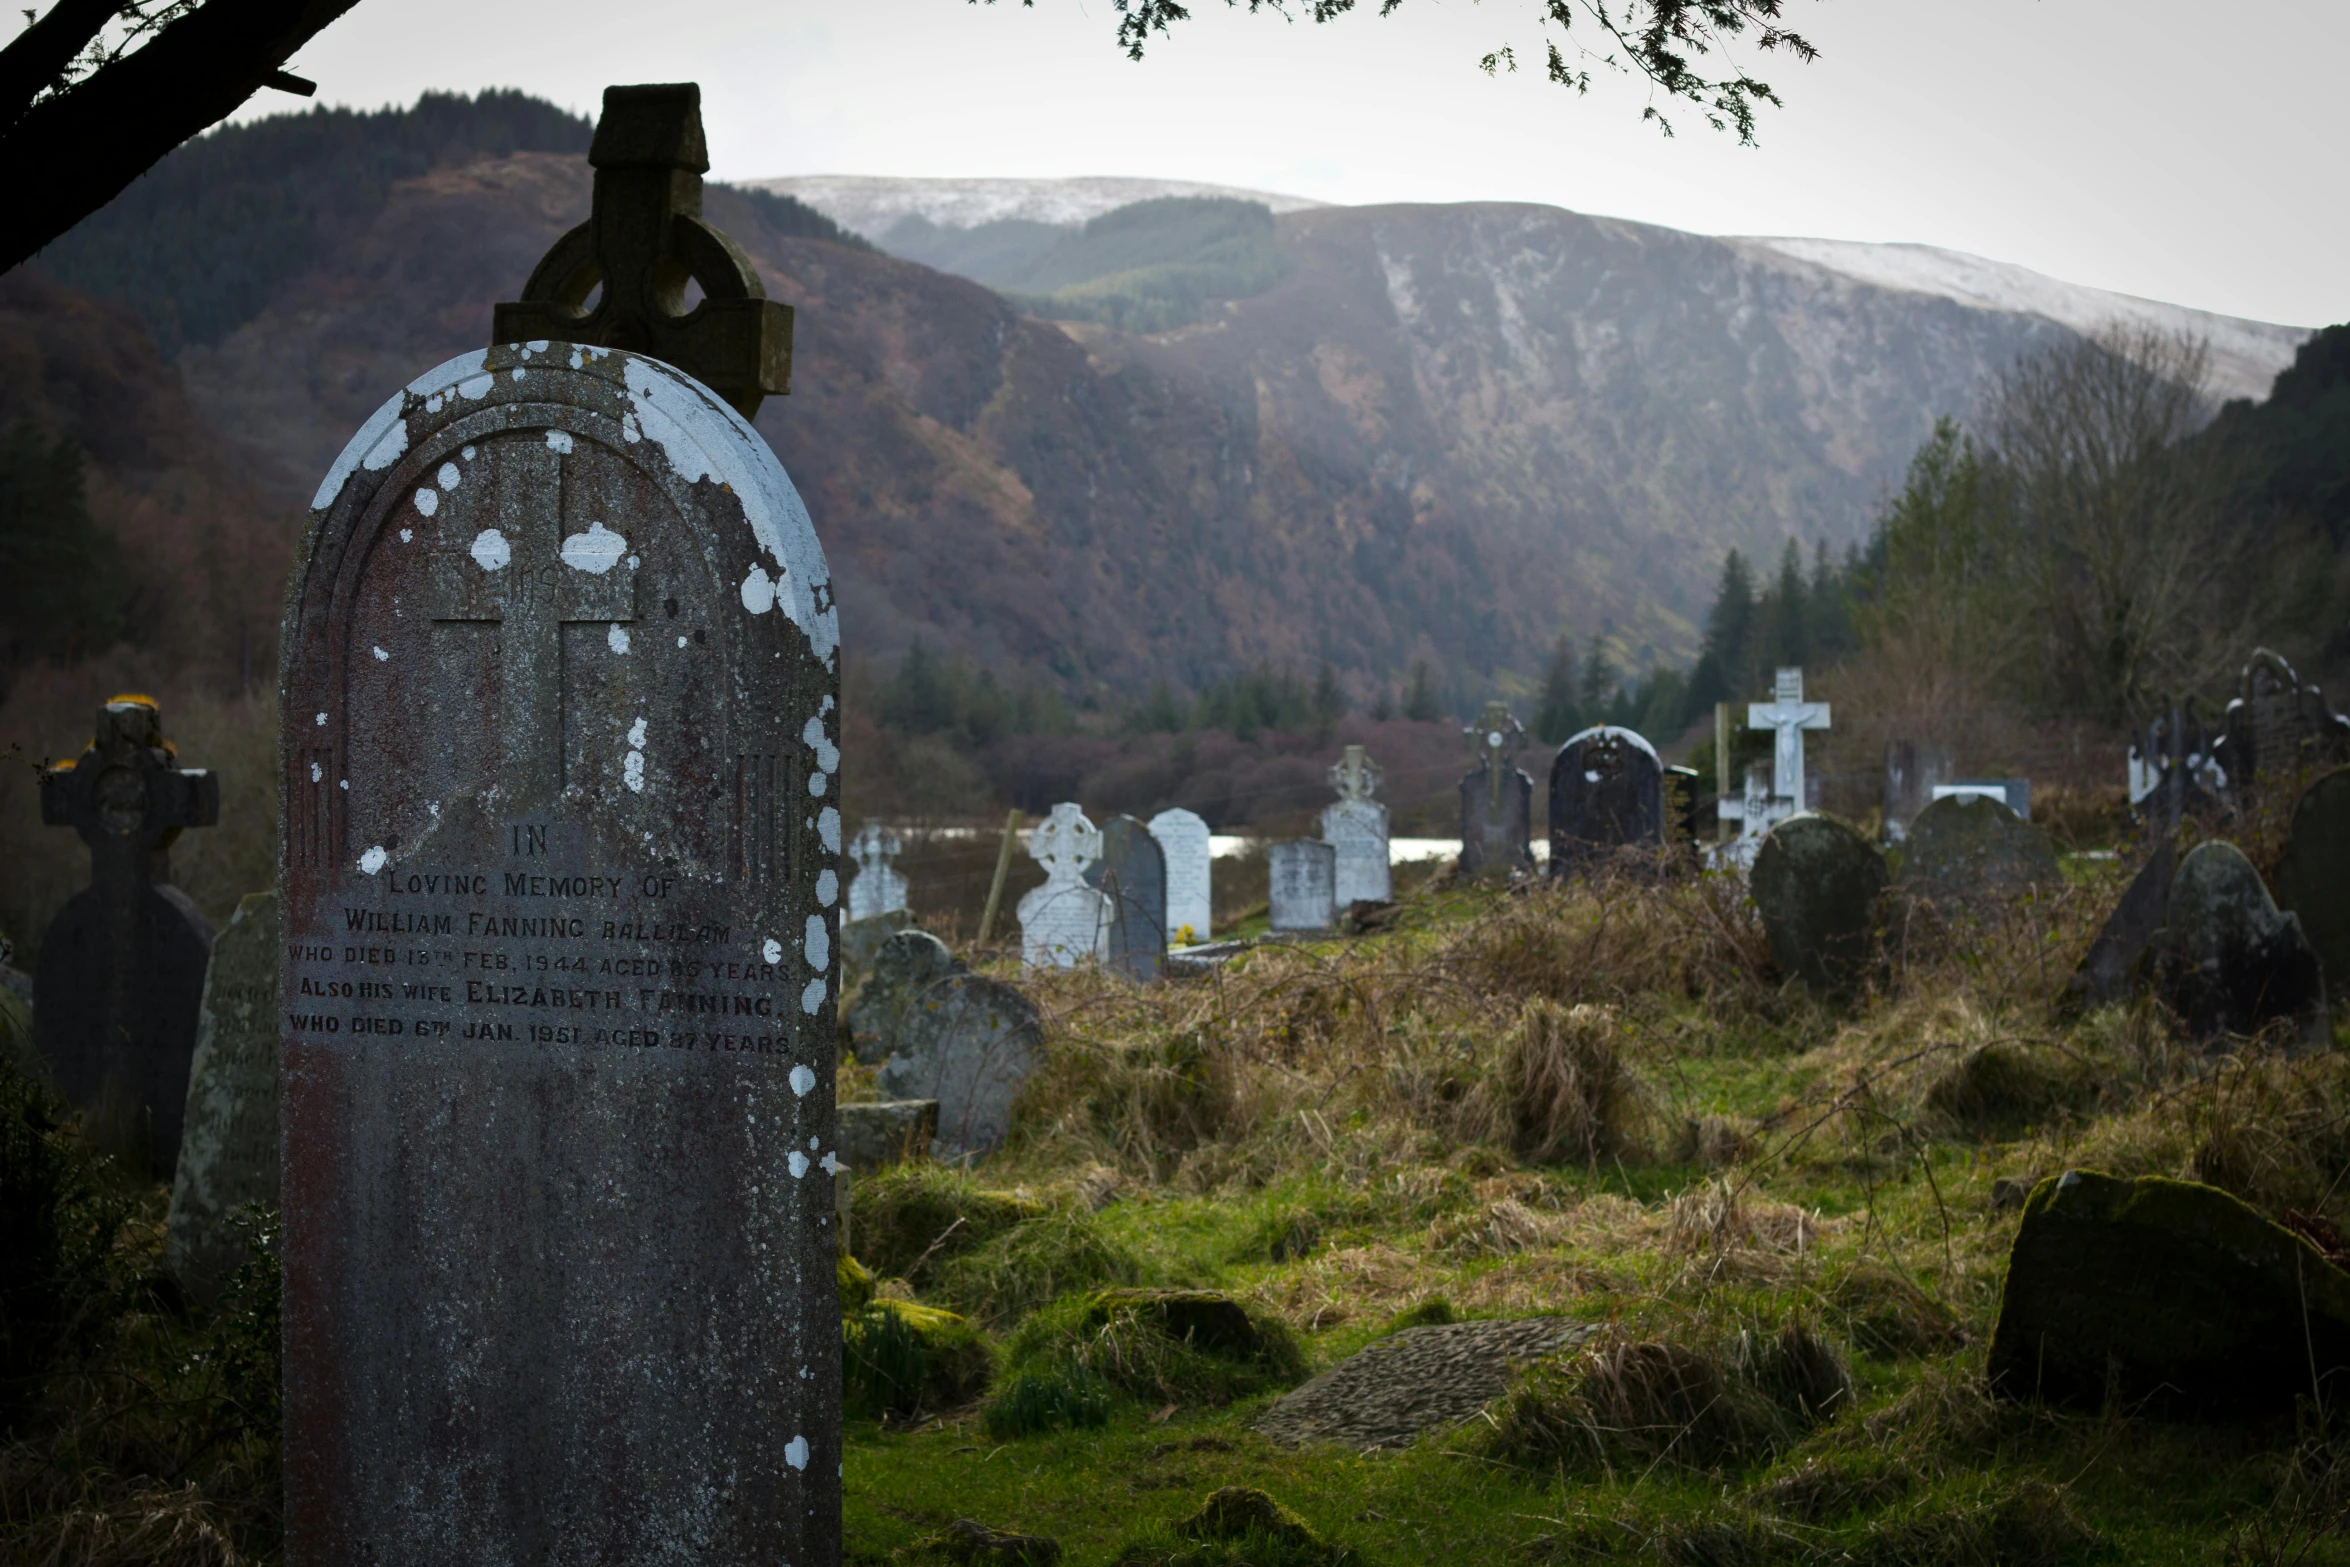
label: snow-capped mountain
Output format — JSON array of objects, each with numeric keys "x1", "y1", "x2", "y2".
[{"x1": 747, "y1": 174, "x2": 1325, "y2": 239}]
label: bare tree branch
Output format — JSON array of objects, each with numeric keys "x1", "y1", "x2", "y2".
[
  {"x1": 0, "y1": 0, "x2": 359, "y2": 272},
  {"x1": 0, "y1": 0, "x2": 121, "y2": 119}
]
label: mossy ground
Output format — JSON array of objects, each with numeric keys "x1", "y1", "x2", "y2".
[{"x1": 9, "y1": 838, "x2": 2350, "y2": 1563}]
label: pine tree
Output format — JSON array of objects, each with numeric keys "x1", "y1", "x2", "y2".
[
  {"x1": 1684, "y1": 548, "x2": 1756, "y2": 715},
  {"x1": 1765, "y1": 537, "x2": 1809, "y2": 670},
  {"x1": 1578, "y1": 634, "x2": 1612, "y2": 718},
  {"x1": 1402, "y1": 661, "x2": 1440, "y2": 722},
  {"x1": 1534, "y1": 635, "x2": 1580, "y2": 743}
]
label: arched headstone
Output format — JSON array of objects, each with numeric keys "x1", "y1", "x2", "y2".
[
  {"x1": 1547, "y1": 725, "x2": 1662, "y2": 874},
  {"x1": 1750, "y1": 814, "x2": 1885, "y2": 996},
  {"x1": 1896, "y1": 794, "x2": 2059, "y2": 912},
  {"x1": 1086, "y1": 814, "x2": 1168, "y2": 980},
  {"x1": 2155, "y1": 842, "x2": 2329, "y2": 1051},
  {"x1": 279, "y1": 84, "x2": 837, "y2": 1566},
  {"x1": 1323, "y1": 745, "x2": 1392, "y2": 905},
  {"x1": 1148, "y1": 807, "x2": 1213, "y2": 944}
]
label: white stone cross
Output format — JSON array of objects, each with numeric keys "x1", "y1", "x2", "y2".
[
  {"x1": 1747, "y1": 667, "x2": 1829, "y2": 810},
  {"x1": 1330, "y1": 744, "x2": 1382, "y2": 804},
  {"x1": 846, "y1": 823, "x2": 908, "y2": 923},
  {"x1": 1018, "y1": 803, "x2": 1112, "y2": 969}
]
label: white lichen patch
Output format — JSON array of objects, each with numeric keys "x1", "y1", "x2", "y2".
[
  {"x1": 820, "y1": 1151, "x2": 840, "y2": 1175},
  {"x1": 789, "y1": 1063, "x2": 816, "y2": 1097},
  {"x1": 372, "y1": 646, "x2": 389, "y2": 661},
  {"x1": 559, "y1": 521, "x2": 626, "y2": 574},
  {"x1": 310, "y1": 761, "x2": 322, "y2": 783},
  {"x1": 437, "y1": 461, "x2": 460, "y2": 489},
  {"x1": 800, "y1": 715, "x2": 840, "y2": 774},
  {"x1": 358, "y1": 845, "x2": 389, "y2": 875},
  {"x1": 763, "y1": 938, "x2": 783, "y2": 965},
  {"x1": 545, "y1": 429, "x2": 575, "y2": 454},
  {"x1": 787, "y1": 1151, "x2": 810, "y2": 1178},
  {"x1": 784, "y1": 1436, "x2": 810, "y2": 1471},
  {"x1": 315, "y1": 712, "x2": 327, "y2": 727},
  {"x1": 740, "y1": 565, "x2": 775, "y2": 614},
  {"x1": 807, "y1": 771, "x2": 827, "y2": 797},
  {"x1": 469, "y1": 529, "x2": 511, "y2": 572},
  {"x1": 623, "y1": 716, "x2": 647, "y2": 794},
  {"x1": 414, "y1": 487, "x2": 439, "y2": 517},
  {"x1": 803, "y1": 914, "x2": 830, "y2": 973},
  {"x1": 399, "y1": 528, "x2": 412, "y2": 542},
  {"x1": 815, "y1": 868, "x2": 837, "y2": 907},
  {"x1": 800, "y1": 977, "x2": 826, "y2": 1015},
  {"x1": 607, "y1": 624, "x2": 630, "y2": 655},
  {"x1": 819, "y1": 806, "x2": 841, "y2": 853}
]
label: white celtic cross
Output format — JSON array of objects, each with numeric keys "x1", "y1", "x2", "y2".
[{"x1": 1330, "y1": 744, "x2": 1382, "y2": 804}]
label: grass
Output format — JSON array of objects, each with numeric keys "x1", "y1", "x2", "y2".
[{"x1": 15, "y1": 830, "x2": 2350, "y2": 1563}]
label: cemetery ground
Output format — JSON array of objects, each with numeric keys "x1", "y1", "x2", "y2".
[{"x1": 8, "y1": 811, "x2": 2350, "y2": 1563}]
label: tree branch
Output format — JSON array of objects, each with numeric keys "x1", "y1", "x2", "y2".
[
  {"x1": 0, "y1": 0, "x2": 360, "y2": 272},
  {"x1": 0, "y1": 0, "x2": 125, "y2": 124}
]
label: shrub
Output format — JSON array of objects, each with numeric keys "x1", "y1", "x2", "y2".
[
  {"x1": 1464, "y1": 999, "x2": 1646, "y2": 1165},
  {"x1": 1111, "y1": 1486, "x2": 1364, "y2": 1567},
  {"x1": 982, "y1": 1363, "x2": 1114, "y2": 1438},
  {"x1": 1829, "y1": 1264, "x2": 1969, "y2": 1361},
  {"x1": 929, "y1": 1205, "x2": 1142, "y2": 1326},
  {"x1": 0, "y1": 1052, "x2": 128, "y2": 1424},
  {"x1": 843, "y1": 1299, "x2": 992, "y2": 1420},
  {"x1": 1846, "y1": 1476, "x2": 2095, "y2": 1566},
  {"x1": 997, "y1": 1289, "x2": 1305, "y2": 1412},
  {"x1": 851, "y1": 1163, "x2": 1044, "y2": 1283},
  {"x1": 1922, "y1": 1045, "x2": 2080, "y2": 1137}
]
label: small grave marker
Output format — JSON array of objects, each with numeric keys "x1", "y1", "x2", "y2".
[
  {"x1": 1547, "y1": 725, "x2": 1663, "y2": 874},
  {"x1": 1086, "y1": 814, "x2": 1168, "y2": 980},
  {"x1": 35, "y1": 694, "x2": 219, "y2": 1176},
  {"x1": 1018, "y1": 803, "x2": 1112, "y2": 968},
  {"x1": 1269, "y1": 839, "x2": 1339, "y2": 932},
  {"x1": 1322, "y1": 745, "x2": 1391, "y2": 906},
  {"x1": 2154, "y1": 842, "x2": 2329, "y2": 1051},
  {"x1": 1458, "y1": 702, "x2": 1533, "y2": 877},
  {"x1": 1148, "y1": 808, "x2": 1213, "y2": 944},
  {"x1": 280, "y1": 85, "x2": 836, "y2": 1564},
  {"x1": 167, "y1": 890, "x2": 280, "y2": 1302},
  {"x1": 1898, "y1": 794, "x2": 2059, "y2": 912},
  {"x1": 1750, "y1": 813, "x2": 1885, "y2": 995},
  {"x1": 847, "y1": 822, "x2": 909, "y2": 923}
]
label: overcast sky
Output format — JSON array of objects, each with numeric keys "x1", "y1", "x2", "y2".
[{"x1": 228, "y1": 0, "x2": 2341, "y2": 328}]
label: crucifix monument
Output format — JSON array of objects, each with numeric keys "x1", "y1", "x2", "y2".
[
  {"x1": 35, "y1": 694, "x2": 219, "y2": 1177},
  {"x1": 1718, "y1": 667, "x2": 1829, "y2": 867},
  {"x1": 1459, "y1": 701, "x2": 1534, "y2": 876},
  {"x1": 278, "y1": 84, "x2": 839, "y2": 1565}
]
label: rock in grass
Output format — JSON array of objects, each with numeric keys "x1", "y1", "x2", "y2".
[
  {"x1": 911, "y1": 1517, "x2": 1063, "y2": 1565},
  {"x1": 2152, "y1": 842, "x2": 2330, "y2": 1051},
  {"x1": 1750, "y1": 814, "x2": 1886, "y2": 996},
  {"x1": 1988, "y1": 1170, "x2": 2350, "y2": 1415},
  {"x1": 1256, "y1": 1316, "x2": 1588, "y2": 1452}
]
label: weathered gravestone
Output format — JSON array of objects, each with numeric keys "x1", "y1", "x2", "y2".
[
  {"x1": 836, "y1": 1098, "x2": 940, "y2": 1171},
  {"x1": 1085, "y1": 814, "x2": 1168, "y2": 980},
  {"x1": 1149, "y1": 807, "x2": 1213, "y2": 944},
  {"x1": 2220, "y1": 648, "x2": 2350, "y2": 789},
  {"x1": 1322, "y1": 745, "x2": 1391, "y2": 906},
  {"x1": 2128, "y1": 701, "x2": 2227, "y2": 824},
  {"x1": 166, "y1": 891, "x2": 280, "y2": 1302},
  {"x1": 1934, "y1": 778, "x2": 2031, "y2": 818},
  {"x1": 2154, "y1": 841, "x2": 2330, "y2": 1051},
  {"x1": 1459, "y1": 702, "x2": 1533, "y2": 877},
  {"x1": 36, "y1": 694, "x2": 219, "y2": 1176},
  {"x1": 2064, "y1": 840, "x2": 2176, "y2": 1014},
  {"x1": 847, "y1": 821, "x2": 909, "y2": 923},
  {"x1": 1548, "y1": 725, "x2": 1663, "y2": 874},
  {"x1": 1750, "y1": 814, "x2": 1886, "y2": 995},
  {"x1": 1019, "y1": 803, "x2": 1113, "y2": 969},
  {"x1": 851, "y1": 930, "x2": 1042, "y2": 1158},
  {"x1": 1896, "y1": 794, "x2": 2060, "y2": 913},
  {"x1": 280, "y1": 84, "x2": 839, "y2": 1565},
  {"x1": 1883, "y1": 740, "x2": 1955, "y2": 843},
  {"x1": 1269, "y1": 839, "x2": 1338, "y2": 933},
  {"x1": 2274, "y1": 768, "x2": 2350, "y2": 1003}
]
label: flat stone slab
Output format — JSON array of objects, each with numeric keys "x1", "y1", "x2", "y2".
[{"x1": 1254, "y1": 1316, "x2": 1588, "y2": 1452}]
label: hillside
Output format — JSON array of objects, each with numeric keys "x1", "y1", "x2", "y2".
[{"x1": 9, "y1": 99, "x2": 2319, "y2": 713}]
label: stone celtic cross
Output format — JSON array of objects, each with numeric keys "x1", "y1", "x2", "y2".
[
  {"x1": 1748, "y1": 666, "x2": 1830, "y2": 809},
  {"x1": 36, "y1": 695, "x2": 219, "y2": 1174},
  {"x1": 1466, "y1": 701, "x2": 1526, "y2": 809},
  {"x1": 1330, "y1": 743, "x2": 1382, "y2": 803},
  {"x1": 851, "y1": 822, "x2": 902, "y2": 880},
  {"x1": 1030, "y1": 801, "x2": 1102, "y2": 883},
  {"x1": 425, "y1": 437, "x2": 638, "y2": 811},
  {"x1": 493, "y1": 82, "x2": 791, "y2": 420}
]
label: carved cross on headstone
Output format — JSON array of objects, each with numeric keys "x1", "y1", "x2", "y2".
[
  {"x1": 35, "y1": 695, "x2": 219, "y2": 1174},
  {"x1": 426, "y1": 439, "x2": 637, "y2": 812},
  {"x1": 1466, "y1": 701, "x2": 1527, "y2": 810},
  {"x1": 493, "y1": 82, "x2": 792, "y2": 420},
  {"x1": 1748, "y1": 667, "x2": 1830, "y2": 810},
  {"x1": 1330, "y1": 743, "x2": 1382, "y2": 804}
]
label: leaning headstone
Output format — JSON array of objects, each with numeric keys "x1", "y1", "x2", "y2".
[
  {"x1": 854, "y1": 934, "x2": 1043, "y2": 1158},
  {"x1": 2154, "y1": 841, "x2": 2330, "y2": 1051},
  {"x1": 1322, "y1": 746, "x2": 1391, "y2": 906},
  {"x1": 1268, "y1": 839, "x2": 1339, "y2": 933},
  {"x1": 846, "y1": 822, "x2": 909, "y2": 923},
  {"x1": 1019, "y1": 803, "x2": 1113, "y2": 969},
  {"x1": 840, "y1": 907, "x2": 917, "y2": 973},
  {"x1": 1750, "y1": 814, "x2": 1886, "y2": 995},
  {"x1": 2274, "y1": 767, "x2": 2350, "y2": 1002},
  {"x1": 35, "y1": 694, "x2": 219, "y2": 1177},
  {"x1": 166, "y1": 891, "x2": 281, "y2": 1302},
  {"x1": 836, "y1": 1099, "x2": 940, "y2": 1171},
  {"x1": 1896, "y1": 794, "x2": 2060, "y2": 912},
  {"x1": 1547, "y1": 725, "x2": 1663, "y2": 874},
  {"x1": 1883, "y1": 740, "x2": 1954, "y2": 843},
  {"x1": 1149, "y1": 807, "x2": 1213, "y2": 945},
  {"x1": 1085, "y1": 814, "x2": 1168, "y2": 981},
  {"x1": 1459, "y1": 702, "x2": 1533, "y2": 877},
  {"x1": 280, "y1": 85, "x2": 836, "y2": 1565},
  {"x1": 2064, "y1": 840, "x2": 2176, "y2": 1014}
]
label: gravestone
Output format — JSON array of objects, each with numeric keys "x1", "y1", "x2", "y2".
[
  {"x1": 1018, "y1": 802, "x2": 1112, "y2": 969},
  {"x1": 1718, "y1": 670, "x2": 1829, "y2": 869},
  {"x1": 2128, "y1": 702, "x2": 2227, "y2": 823},
  {"x1": 35, "y1": 694, "x2": 219, "y2": 1176},
  {"x1": 1085, "y1": 814, "x2": 1168, "y2": 981},
  {"x1": 1458, "y1": 702, "x2": 1534, "y2": 877},
  {"x1": 2220, "y1": 649, "x2": 2350, "y2": 789},
  {"x1": 1664, "y1": 764, "x2": 1701, "y2": 849},
  {"x1": 1322, "y1": 745, "x2": 1391, "y2": 905},
  {"x1": 840, "y1": 907, "x2": 916, "y2": 973},
  {"x1": 853, "y1": 931, "x2": 1042, "y2": 1158},
  {"x1": 1883, "y1": 740, "x2": 1955, "y2": 843},
  {"x1": 280, "y1": 85, "x2": 836, "y2": 1566},
  {"x1": 1269, "y1": 839, "x2": 1339, "y2": 933},
  {"x1": 2154, "y1": 842, "x2": 2329, "y2": 1051},
  {"x1": 1933, "y1": 779, "x2": 2032, "y2": 818},
  {"x1": 846, "y1": 821, "x2": 909, "y2": 923},
  {"x1": 2065, "y1": 841, "x2": 2176, "y2": 1013},
  {"x1": 1547, "y1": 725, "x2": 1663, "y2": 874},
  {"x1": 2274, "y1": 768, "x2": 2350, "y2": 1003},
  {"x1": 166, "y1": 891, "x2": 281, "y2": 1302},
  {"x1": 1148, "y1": 807, "x2": 1213, "y2": 945},
  {"x1": 1896, "y1": 794, "x2": 2060, "y2": 912},
  {"x1": 1750, "y1": 814, "x2": 1886, "y2": 995},
  {"x1": 836, "y1": 1098, "x2": 939, "y2": 1171}
]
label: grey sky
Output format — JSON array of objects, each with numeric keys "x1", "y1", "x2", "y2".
[{"x1": 215, "y1": 0, "x2": 2342, "y2": 328}]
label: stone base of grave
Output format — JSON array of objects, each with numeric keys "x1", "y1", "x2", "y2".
[{"x1": 1254, "y1": 1316, "x2": 1589, "y2": 1452}]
